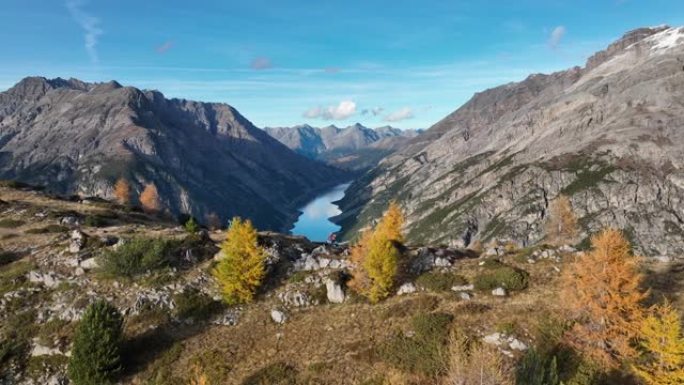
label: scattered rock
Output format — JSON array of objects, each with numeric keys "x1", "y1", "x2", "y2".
[
  {"x1": 79, "y1": 257, "x2": 99, "y2": 270},
  {"x1": 459, "y1": 292, "x2": 472, "y2": 301},
  {"x1": 68, "y1": 230, "x2": 86, "y2": 253},
  {"x1": 28, "y1": 271, "x2": 62, "y2": 289},
  {"x1": 277, "y1": 290, "x2": 312, "y2": 307},
  {"x1": 325, "y1": 279, "x2": 345, "y2": 304},
  {"x1": 60, "y1": 216, "x2": 80, "y2": 227},
  {"x1": 212, "y1": 309, "x2": 240, "y2": 326},
  {"x1": 492, "y1": 287, "x2": 507, "y2": 297},
  {"x1": 271, "y1": 309, "x2": 287, "y2": 324},
  {"x1": 397, "y1": 282, "x2": 417, "y2": 295},
  {"x1": 451, "y1": 284, "x2": 474, "y2": 292},
  {"x1": 654, "y1": 255, "x2": 673, "y2": 263}
]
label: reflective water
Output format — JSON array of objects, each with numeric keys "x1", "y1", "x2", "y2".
[{"x1": 291, "y1": 183, "x2": 350, "y2": 242}]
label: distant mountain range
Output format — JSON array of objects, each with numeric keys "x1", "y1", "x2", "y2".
[
  {"x1": 0, "y1": 77, "x2": 348, "y2": 230},
  {"x1": 264, "y1": 124, "x2": 422, "y2": 170},
  {"x1": 336, "y1": 26, "x2": 684, "y2": 257}
]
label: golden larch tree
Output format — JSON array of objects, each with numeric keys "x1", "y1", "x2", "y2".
[
  {"x1": 139, "y1": 183, "x2": 161, "y2": 214},
  {"x1": 545, "y1": 194, "x2": 578, "y2": 245},
  {"x1": 562, "y1": 228, "x2": 648, "y2": 368},
  {"x1": 113, "y1": 177, "x2": 130, "y2": 206},
  {"x1": 631, "y1": 302, "x2": 684, "y2": 385},
  {"x1": 349, "y1": 202, "x2": 405, "y2": 303},
  {"x1": 212, "y1": 217, "x2": 266, "y2": 305}
]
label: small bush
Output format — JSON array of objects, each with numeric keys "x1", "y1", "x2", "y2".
[
  {"x1": 25, "y1": 225, "x2": 69, "y2": 234},
  {"x1": 37, "y1": 318, "x2": 75, "y2": 348},
  {"x1": 242, "y1": 362, "x2": 299, "y2": 385},
  {"x1": 84, "y1": 215, "x2": 111, "y2": 228},
  {"x1": 0, "y1": 250, "x2": 20, "y2": 266},
  {"x1": 516, "y1": 348, "x2": 560, "y2": 385},
  {"x1": 415, "y1": 271, "x2": 468, "y2": 292},
  {"x1": 474, "y1": 263, "x2": 529, "y2": 291},
  {"x1": 184, "y1": 217, "x2": 199, "y2": 233},
  {"x1": 379, "y1": 312, "x2": 453, "y2": 376},
  {"x1": 0, "y1": 219, "x2": 25, "y2": 228},
  {"x1": 68, "y1": 300, "x2": 123, "y2": 385},
  {"x1": 173, "y1": 288, "x2": 222, "y2": 322},
  {"x1": 99, "y1": 238, "x2": 175, "y2": 278}
]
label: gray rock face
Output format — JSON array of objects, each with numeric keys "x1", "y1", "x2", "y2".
[
  {"x1": 337, "y1": 26, "x2": 684, "y2": 257},
  {"x1": 265, "y1": 123, "x2": 422, "y2": 171},
  {"x1": 0, "y1": 77, "x2": 347, "y2": 231}
]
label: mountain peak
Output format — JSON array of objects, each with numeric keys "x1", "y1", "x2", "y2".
[{"x1": 585, "y1": 25, "x2": 672, "y2": 70}]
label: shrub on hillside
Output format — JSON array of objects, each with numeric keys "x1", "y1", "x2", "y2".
[
  {"x1": 415, "y1": 271, "x2": 468, "y2": 292},
  {"x1": 184, "y1": 217, "x2": 200, "y2": 233},
  {"x1": 68, "y1": 300, "x2": 123, "y2": 385},
  {"x1": 99, "y1": 237, "x2": 174, "y2": 277},
  {"x1": 173, "y1": 288, "x2": 222, "y2": 322},
  {"x1": 473, "y1": 263, "x2": 529, "y2": 291},
  {"x1": 379, "y1": 312, "x2": 453, "y2": 377},
  {"x1": 242, "y1": 362, "x2": 298, "y2": 385},
  {"x1": 516, "y1": 348, "x2": 560, "y2": 385},
  {"x1": 446, "y1": 330, "x2": 512, "y2": 385}
]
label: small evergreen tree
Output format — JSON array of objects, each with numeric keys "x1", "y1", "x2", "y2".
[
  {"x1": 68, "y1": 300, "x2": 123, "y2": 385},
  {"x1": 349, "y1": 202, "x2": 405, "y2": 303},
  {"x1": 631, "y1": 302, "x2": 684, "y2": 385},
  {"x1": 113, "y1": 177, "x2": 130, "y2": 206},
  {"x1": 212, "y1": 217, "x2": 266, "y2": 304},
  {"x1": 545, "y1": 194, "x2": 578, "y2": 245},
  {"x1": 515, "y1": 348, "x2": 560, "y2": 385},
  {"x1": 562, "y1": 228, "x2": 647, "y2": 368},
  {"x1": 140, "y1": 183, "x2": 161, "y2": 214},
  {"x1": 184, "y1": 217, "x2": 199, "y2": 233}
]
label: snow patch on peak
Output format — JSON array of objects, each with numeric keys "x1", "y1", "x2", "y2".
[{"x1": 648, "y1": 27, "x2": 684, "y2": 53}]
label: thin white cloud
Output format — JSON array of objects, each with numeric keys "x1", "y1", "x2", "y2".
[
  {"x1": 156, "y1": 41, "x2": 174, "y2": 54},
  {"x1": 549, "y1": 26, "x2": 566, "y2": 49},
  {"x1": 384, "y1": 107, "x2": 414, "y2": 122},
  {"x1": 250, "y1": 57, "x2": 273, "y2": 70},
  {"x1": 66, "y1": 0, "x2": 102, "y2": 64},
  {"x1": 304, "y1": 100, "x2": 357, "y2": 120}
]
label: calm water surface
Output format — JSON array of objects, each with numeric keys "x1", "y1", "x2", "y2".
[{"x1": 291, "y1": 183, "x2": 350, "y2": 242}]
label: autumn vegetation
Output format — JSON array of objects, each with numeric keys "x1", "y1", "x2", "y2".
[
  {"x1": 545, "y1": 194, "x2": 578, "y2": 245},
  {"x1": 349, "y1": 201, "x2": 405, "y2": 303},
  {"x1": 113, "y1": 177, "x2": 130, "y2": 206},
  {"x1": 212, "y1": 217, "x2": 267, "y2": 305},
  {"x1": 139, "y1": 183, "x2": 161, "y2": 214}
]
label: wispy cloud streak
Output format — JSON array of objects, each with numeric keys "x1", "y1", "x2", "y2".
[{"x1": 66, "y1": 0, "x2": 103, "y2": 64}]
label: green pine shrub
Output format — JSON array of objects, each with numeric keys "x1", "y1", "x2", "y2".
[
  {"x1": 99, "y1": 237, "x2": 174, "y2": 278},
  {"x1": 68, "y1": 300, "x2": 123, "y2": 385},
  {"x1": 473, "y1": 262, "x2": 529, "y2": 291}
]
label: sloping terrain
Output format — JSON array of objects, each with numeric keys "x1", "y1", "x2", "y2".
[
  {"x1": 265, "y1": 124, "x2": 421, "y2": 171},
  {"x1": 1, "y1": 184, "x2": 682, "y2": 385},
  {"x1": 337, "y1": 26, "x2": 684, "y2": 257},
  {"x1": 0, "y1": 77, "x2": 347, "y2": 231}
]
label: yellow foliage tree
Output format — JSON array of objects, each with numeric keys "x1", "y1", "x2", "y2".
[
  {"x1": 139, "y1": 183, "x2": 161, "y2": 214},
  {"x1": 188, "y1": 364, "x2": 209, "y2": 385},
  {"x1": 562, "y1": 228, "x2": 647, "y2": 368},
  {"x1": 212, "y1": 217, "x2": 266, "y2": 305},
  {"x1": 113, "y1": 177, "x2": 130, "y2": 206},
  {"x1": 545, "y1": 194, "x2": 578, "y2": 245},
  {"x1": 349, "y1": 202, "x2": 405, "y2": 303},
  {"x1": 631, "y1": 302, "x2": 684, "y2": 385}
]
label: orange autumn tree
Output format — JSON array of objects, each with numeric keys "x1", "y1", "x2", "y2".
[
  {"x1": 113, "y1": 177, "x2": 130, "y2": 206},
  {"x1": 545, "y1": 194, "x2": 578, "y2": 245},
  {"x1": 631, "y1": 302, "x2": 684, "y2": 385},
  {"x1": 349, "y1": 201, "x2": 405, "y2": 303},
  {"x1": 139, "y1": 183, "x2": 161, "y2": 214},
  {"x1": 562, "y1": 228, "x2": 647, "y2": 368}
]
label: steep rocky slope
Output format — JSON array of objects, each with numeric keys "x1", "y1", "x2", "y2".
[
  {"x1": 0, "y1": 77, "x2": 347, "y2": 231},
  {"x1": 337, "y1": 26, "x2": 684, "y2": 257},
  {"x1": 264, "y1": 123, "x2": 421, "y2": 170}
]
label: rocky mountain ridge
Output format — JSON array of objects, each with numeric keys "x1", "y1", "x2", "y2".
[
  {"x1": 336, "y1": 26, "x2": 684, "y2": 258},
  {"x1": 0, "y1": 77, "x2": 348, "y2": 231},
  {"x1": 264, "y1": 123, "x2": 421, "y2": 170}
]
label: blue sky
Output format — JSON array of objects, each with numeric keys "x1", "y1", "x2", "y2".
[{"x1": 1, "y1": 0, "x2": 684, "y2": 129}]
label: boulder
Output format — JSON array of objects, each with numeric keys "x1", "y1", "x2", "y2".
[
  {"x1": 60, "y1": 216, "x2": 80, "y2": 227},
  {"x1": 79, "y1": 257, "x2": 99, "y2": 270},
  {"x1": 325, "y1": 279, "x2": 345, "y2": 304},
  {"x1": 271, "y1": 309, "x2": 287, "y2": 324},
  {"x1": 492, "y1": 287, "x2": 507, "y2": 297},
  {"x1": 277, "y1": 290, "x2": 312, "y2": 307},
  {"x1": 68, "y1": 230, "x2": 86, "y2": 254},
  {"x1": 459, "y1": 292, "x2": 472, "y2": 301},
  {"x1": 397, "y1": 282, "x2": 417, "y2": 295},
  {"x1": 28, "y1": 271, "x2": 61, "y2": 289},
  {"x1": 451, "y1": 284, "x2": 474, "y2": 292}
]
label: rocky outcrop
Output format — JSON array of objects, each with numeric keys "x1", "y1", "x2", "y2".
[
  {"x1": 337, "y1": 26, "x2": 684, "y2": 257},
  {"x1": 0, "y1": 77, "x2": 348, "y2": 231},
  {"x1": 264, "y1": 123, "x2": 421, "y2": 170}
]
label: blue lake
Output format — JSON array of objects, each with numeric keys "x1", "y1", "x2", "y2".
[{"x1": 291, "y1": 183, "x2": 350, "y2": 242}]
